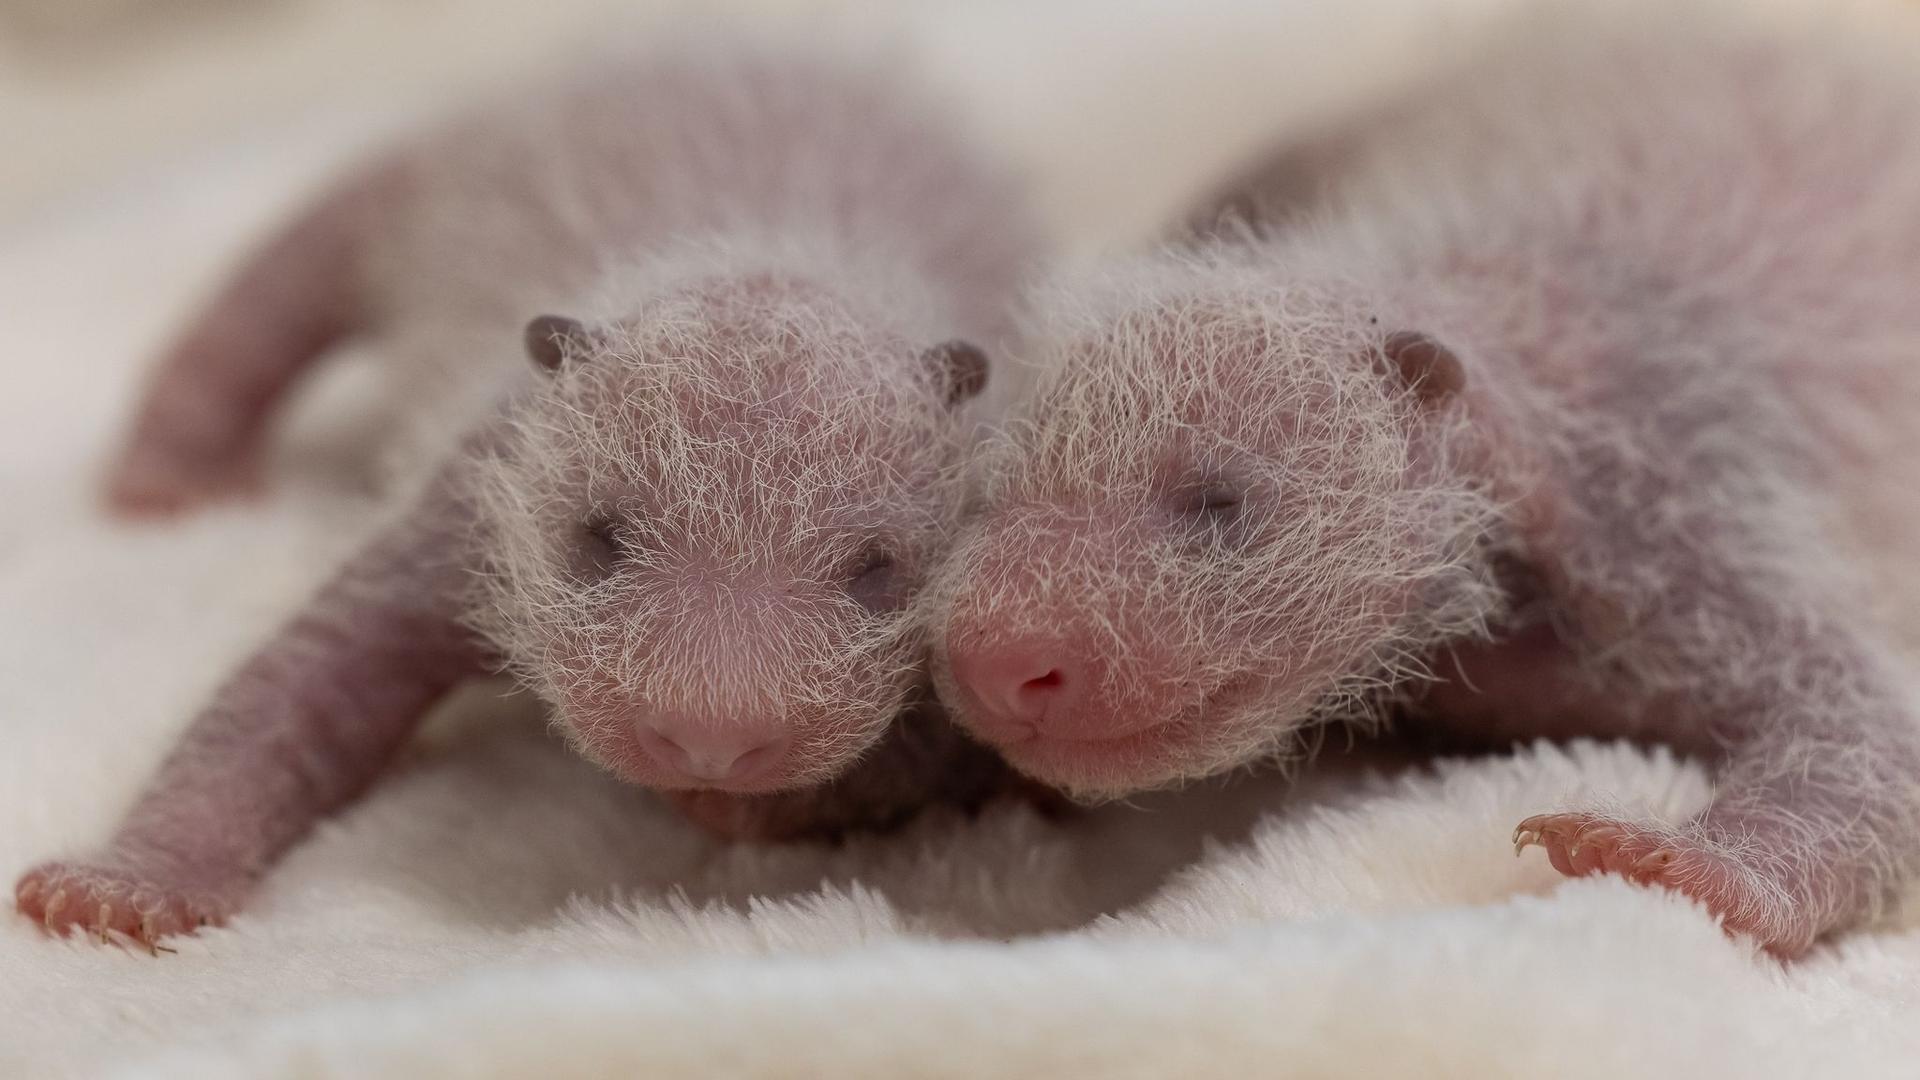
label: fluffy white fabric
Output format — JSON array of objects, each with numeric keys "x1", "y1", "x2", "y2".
[{"x1": 5, "y1": 2, "x2": 1920, "y2": 1076}]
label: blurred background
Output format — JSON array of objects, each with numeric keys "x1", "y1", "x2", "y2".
[
  {"x1": 0, "y1": 0, "x2": 687, "y2": 226},
  {"x1": 0, "y1": 0, "x2": 1533, "y2": 240},
  {"x1": 0, "y1": 0, "x2": 1521, "y2": 527}
]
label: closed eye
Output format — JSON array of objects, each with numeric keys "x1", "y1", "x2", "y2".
[
  {"x1": 1164, "y1": 476, "x2": 1255, "y2": 552},
  {"x1": 844, "y1": 539, "x2": 904, "y2": 612},
  {"x1": 1196, "y1": 487, "x2": 1242, "y2": 516},
  {"x1": 1172, "y1": 481, "x2": 1246, "y2": 522},
  {"x1": 578, "y1": 514, "x2": 631, "y2": 577}
]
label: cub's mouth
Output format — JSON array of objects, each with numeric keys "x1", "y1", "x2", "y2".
[{"x1": 993, "y1": 676, "x2": 1265, "y2": 794}]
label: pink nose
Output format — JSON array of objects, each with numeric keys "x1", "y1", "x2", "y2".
[
  {"x1": 636, "y1": 723, "x2": 788, "y2": 784},
  {"x1": 948, "y1": 643, "x2": 1085, "y2": 737}
]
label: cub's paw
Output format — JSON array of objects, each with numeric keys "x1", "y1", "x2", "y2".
[
  {"x1": 14, "y1": 859, "x2": 237, "y2": 953},
  {"x1": 1513, "y1": 811, "x2": 1808, "y2": 954}
]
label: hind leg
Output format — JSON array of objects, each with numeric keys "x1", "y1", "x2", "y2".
[
  {"x1": 106, "y1": 168, "x2": 389, "y2": 517},
  {"x1": 107, "y1": 303, "x2": 343, "y2": 515}
]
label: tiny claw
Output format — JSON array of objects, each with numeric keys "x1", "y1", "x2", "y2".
[
  {"x1": 42, "y1": 889, "x2": 68, "y2": 926},
  {"x1": 97, "y1": 903, "x2": 113, "y2": 931},
  {"x1": 1567, "y1": 824, "x2": 1620, "y2": 862},
  {"x1": 1632, "y1": 849, "x2": 1677, "y2": 875},
  {"x1": 136, "y1": 915, "x2": 177, "y2": 956},
  {"x1": 1513, "y1": 829, "x2": 1539, "y2": 855}
]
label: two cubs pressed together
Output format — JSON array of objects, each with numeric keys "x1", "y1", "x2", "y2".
[{"x1": 20, "y1": 1, "x2": 1920, "y2": 956}]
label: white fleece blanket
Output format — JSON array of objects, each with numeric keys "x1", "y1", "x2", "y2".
[{"x1": 6, "y1": 3, "x2": 1920, "y2": 1077}]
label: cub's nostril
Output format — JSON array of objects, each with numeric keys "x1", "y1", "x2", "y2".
[
  {"x1": 1021, "y1": 670, "x2": 1065, "y2": 695},
  {"x1": 724, "y1": 740, "x2": 783, "y2": 780},
  {"x1": 1011, "y1": 667, "x2": 1073, "y2": 725},
  {"x1": 949, "y1": 644, "x2": 1097, "y2": 736},
  {"x1": 635, "y1": 727, "x2": 690, "y2": 770}
]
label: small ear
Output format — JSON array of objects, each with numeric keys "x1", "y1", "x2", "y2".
[
  {"x1": 1381, "y1": 330, "x2": 1466, "y2": 404},
  {"x1": 524, "y1": 314, "x2": 591, "y2": 374},
  {"x1": 924, "y1": 339, "x2": 989, "y2": 406}
]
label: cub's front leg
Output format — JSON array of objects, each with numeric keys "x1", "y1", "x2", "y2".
[
  {"x1": 14, "y1": 491, "x2": 488, "y2": 949},
  {"x1": 1440, "y1": 549, "x2": 1920, "y2": 955}
]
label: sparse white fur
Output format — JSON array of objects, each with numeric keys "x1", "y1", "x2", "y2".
[
  {"x1": 369, "y1": 37, "x2": 1038, "y2": 787},
  {"x1": 363, "y1": 36, "x2": 1031, "y2": 445},
  {"x1": 469, "y1": 258, "x2": 969, "y2": 784},
  {"x1": 9, "y1": 30, "x2": 1043, "y2": 948},
  {"x1": 926, "y1": 253, "x2": 1505, "y2": 784},
  {"x1": 931, "y1": 0, "x2": 1920, "y2": 949}
]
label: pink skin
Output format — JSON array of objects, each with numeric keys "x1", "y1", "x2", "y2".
[
  {"x1": 25, "y1": 48, "x2": 1040, "y2": 946},
  {"x1": 88, "y1": 46, "x2": 1030, "y2": 797},
  {"x1": 17, "y1": 480, "x2": 489, "y2": 949},
  {"x1": 20, "y1": 296, "x2": 983, "y2": 946},
  {"x1": 476, "y1": 292, "x2": 985, "y2": 796},
  {"x1": 1511, "y1": 813, "x2": 1799, "y2": 950},
  {"x1": 20, "y1": 447, "x2": 1024, "y2": 950},
  {"x1": 937, "y1": 310, "x2": 1461, "y2": 796},
  {"x1": 942, "y1": 293, "x2": 1920, "y2": 958},
  {"x1": 18, "y1": 301, "x2": 984, "y2": 947},
  {"x1": 1430, "y1": 520, "x2": 1920, "y2": 957},
  {"x1": 932, "y1": 9, "x2": 1920, "y2": 954}
]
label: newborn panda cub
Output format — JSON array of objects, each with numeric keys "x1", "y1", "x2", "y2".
[
  {"x1": 929, "y1": 0, "x2": 1920, "y2": 954},
  {"x1": 14, "y1": 39, "x2": 1038, "y2": 948}
]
